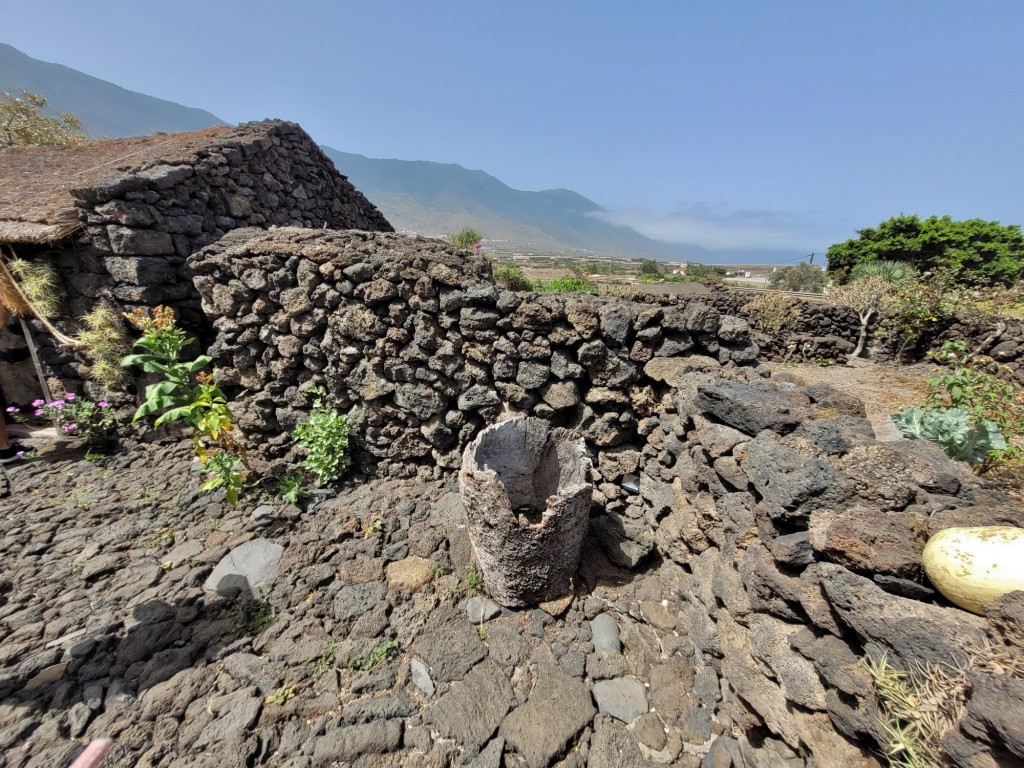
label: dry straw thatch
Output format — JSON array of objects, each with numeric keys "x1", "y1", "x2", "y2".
[{"x1": 0, "y1": 125, "x2": 234, "y2": 244}]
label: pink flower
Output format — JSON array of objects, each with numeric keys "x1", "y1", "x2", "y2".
[
  {"x1": 33, "y1": 409, "x2": 43, "y2": 417},
  {"x1": 51, "y1": 400, "x2": 64, "y2": 410},
  {"x1": 97, "y1": 402, "x2": 109, "y2": 408},
  {"x1": 62, "y1": 423, "x2": 78, "y2": 434},
  {"x1": 65, "y1": 393, "x2": 77, "y2": 401},
  {"x1": 5, "y1": 406, "x2": 18, "y2": 413},
  {"x1": 31, "y1": 399, "x2": 44, "y2": 407}
]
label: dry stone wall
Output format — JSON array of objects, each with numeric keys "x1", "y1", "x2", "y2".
[
  {"x1": 708, "y1": 287, "x2": 1024, "y2": 375},
  {"x1": 189, "y1": 227, "x2": 760, "y2": 478}
]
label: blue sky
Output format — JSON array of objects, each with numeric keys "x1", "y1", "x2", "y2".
[{"x1": 5, "y1": 1, "x2": 1023, "y2": 258}]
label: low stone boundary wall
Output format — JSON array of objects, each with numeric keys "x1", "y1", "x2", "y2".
[{"x1": 190, "y1": 227, "x2": 760, "y2": 478}]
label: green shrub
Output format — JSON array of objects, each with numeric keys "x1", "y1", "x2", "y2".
[
  {"x1": 767, "y1": 262, "x2": 826, "y2": 293},
  {"x1": 742, "y1": 293, "x2": 802, "y2": 334},
  {"x1": 449, "y1": 227, "x2": 483, "y2": 250},
  {"x1": 493, "y1": 264, "x2": 534, "y2": 291},
  {"x1": 638, "y1": 259, "x2": 662, "y2": 278},
  {"x1": 292, "y1": 386, "x2": 352, "y2": 485},
  {"x1": 122, "y1": 305, "x2": 248, "y2": 504},
  {"x1": 533, "y1": 276, "x2": 597, "y2": 294}
]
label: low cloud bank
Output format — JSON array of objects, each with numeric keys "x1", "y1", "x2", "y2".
[{"x1": 593, "y1": 203, "x2": 848, "y2": 255}]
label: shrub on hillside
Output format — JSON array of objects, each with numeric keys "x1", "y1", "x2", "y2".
[{"x1": 449, "y1": 227, "x2": 483, "y2": 250}]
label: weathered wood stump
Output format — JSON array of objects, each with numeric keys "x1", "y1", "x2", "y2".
[{"x1": 459, "y1": 416, "x2": 593, "y2": 607}]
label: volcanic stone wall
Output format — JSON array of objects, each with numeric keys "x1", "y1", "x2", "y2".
[
  {"x1": 708, "y1": 287, "x2": 1024, "y2": 374},
  {"x1": 620, "y1": 368, "x2": 1024, "y2": 767},
  {"x1": 190, "y1": 227, "x2": 761, "y2": 478}
]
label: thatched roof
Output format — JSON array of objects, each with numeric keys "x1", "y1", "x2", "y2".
[{"x1": 0, "y1": 125, "x2": 235, "y2": 244}]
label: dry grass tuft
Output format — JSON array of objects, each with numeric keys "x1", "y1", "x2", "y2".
[{"x1": 866, "y1": 639, "x2": 1024, "y2": 768}]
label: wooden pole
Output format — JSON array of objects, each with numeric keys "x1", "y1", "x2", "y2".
[{"x1": 18, "y1": 316, "x2": 52, "y2": 404}]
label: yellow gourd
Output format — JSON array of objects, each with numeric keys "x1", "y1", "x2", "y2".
[{"x1": 922, "y1": 526, "x2": 1024, "y2": 615}]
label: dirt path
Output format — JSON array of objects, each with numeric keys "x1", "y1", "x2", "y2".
[{"x1": 765, "y1": 358, "x2": 935, "y2": 425}]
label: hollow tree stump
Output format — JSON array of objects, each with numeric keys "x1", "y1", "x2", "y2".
[{"x1": 459, "y1": 416, "x2": 593, "y2": 607}]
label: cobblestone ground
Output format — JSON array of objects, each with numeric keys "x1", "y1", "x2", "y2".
[{"x1": 0, "y1": 436, "x2": 799, "y2": 768}]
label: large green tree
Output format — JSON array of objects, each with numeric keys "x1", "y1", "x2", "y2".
[
  {"x1": 826, "y1": 215, "x2": 1024, "y2": 286},
  {"x1": 0, "y1": 90, "x2": 86, "y2": 148}
]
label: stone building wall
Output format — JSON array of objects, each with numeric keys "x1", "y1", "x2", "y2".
[{"x1": 5, "y1": 121, "x2": 392, "y2": 402}]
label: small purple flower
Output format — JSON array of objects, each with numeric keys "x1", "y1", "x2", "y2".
[
  {"x1": 34, "y1": 409, "x2": 43, "y2": 417},
  {"x1": 62, "y1": 423, "x2": 78, "y2": 434},
  {"x1": 97, "y1": 402, "x2": 109, "y2": 408},
  {"x1": 5, "y1": 406, "x2": 18, "y2": 414},
  {"x1": 65, "y1": 393, "x2": 76, "y2": 401},
  {"x1": 31, "y1": 399, "x2": 44, "y2": 407},
  {"x1": 51, "y1": 400, "x2": 64, "y2": 410},
  {"x1": 15, "y1": 451, "x2": 24, "y2": 457}
]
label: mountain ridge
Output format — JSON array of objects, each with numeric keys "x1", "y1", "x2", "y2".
[
  {"x1": 1, "y1": 42, "x2": 799, "y2": 263},
  {"x1": 0, "y1": 42, "x2": 225, "y2": 139}
]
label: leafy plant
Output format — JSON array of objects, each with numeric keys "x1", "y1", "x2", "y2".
[
  {"x1": 230, "y1": 591, "x2": 276, "y2": 635},
  {"x1": 851, "y1": 259, "x2": 919, "y2": 286},
  {"x1": 123, "y1": 306, "x2": 248, "y2": 503},
  {"x1": 139, "y1": 526, "x2": 175, "y2": 550},
  {"x1": 276, "y1": 473, "x2": 307, "y2": 504},
  {"x1": 200, "y1": 452, "x2": 245, "y2": 507},
  {"x1": 892, "y1": 407, "x2": 1006, "y2": 465},
  {"x1": 431, "y1": 559, "x2": 452, "y2": 580},
  {"x1": 532, "y1": 276, "x2": 598, "y2": 294},
  {"x1": 364, "y1": 518, "x2": 383, "y2": 536},
  {"x1": 265, "y1": 685, "x2": 296, "y2": 706},
  {"x1": 11, "y1": 393, "x2": 116, "y2": 447},
  {"x1": 920, "y1": 341, "x2": 1024, "y2": 475},
  {"x1": 581, "y1": 262, "x2": 625, "y2": 276},
  {"x1": 347, "y1": 639, "x2": 400, "y2": 671},
  {"x1": 308, "y1": 641, "x2": 341, "y2": 679},
  {"x1": 767, "y1": 261, "x2": 826, "y2": 293},
  {"x1": 292, "y1": 386, "x2": 352, "y2": 485},
  {"x1": 493, "y1": 264, "x2": 533, "y2": 291},
  {"x1": 684, "y1": 263, "x2": 727, "y2": 282},
  {"x1": 638, "y1": 259, "x2": 662, "y2": 278},
  {"x1": 464, "y1": 562, "x2": 485, "y2": 595},
  {"x1": 826, "y1": 214, "x2": 1024, "y2": 287}
]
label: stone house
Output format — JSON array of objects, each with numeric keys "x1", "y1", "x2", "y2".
[{"x1": 0, "y1": 120, "x2": 392, "y2": 402}]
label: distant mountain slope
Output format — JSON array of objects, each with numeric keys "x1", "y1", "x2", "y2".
[
  {"x1": 0, "y1": 43, "x2": 225, "y2": 138},
  {"x1": 3, "y1": 43, "x2": 775, "y2": 261},
  {"x1": 324, "y1": 148, "x2": 677, "y2": 257}
]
